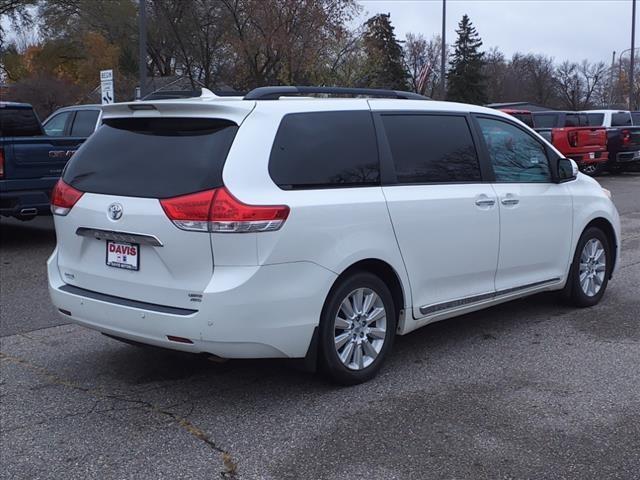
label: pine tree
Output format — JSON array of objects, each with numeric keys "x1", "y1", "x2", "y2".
[
  {"x1": 360, "y1": 13, "x2": 408, "y2": 90},
  {"x1": 446, "y1": 14, "x2": 487, "y2": 104}
]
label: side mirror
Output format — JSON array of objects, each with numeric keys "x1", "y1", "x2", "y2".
[{"x1": 557, "y1": 157, "x2": 578, "y2": 182}]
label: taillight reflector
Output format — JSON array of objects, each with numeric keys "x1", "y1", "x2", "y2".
[
  {"x1": 160, "y1": 187, "x2": 289, "y2": 233},
  {"x1": 621, "y1": 129, "x2": 631, "y2": 145},
  {"x1": 51, "y1": 179, "x2": 84, "y2": 216}
]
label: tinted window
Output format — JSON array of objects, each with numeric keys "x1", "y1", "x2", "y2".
[
  {"x1": 269, "y1": 111, "x2": 379, "y2": 189},
  {"x1": 44, "y1": 112, "x2": 72, "y2": 136},
  {"x1": 381, "y1": 114, "x2": 480, "y2": 184},
  {"x1": 533, "y1": 113, "x2": 558, "y2": 128},
  {"x1": 63, "y1": 118, "x2": 238, "y2": 198},
  {"x1": 565, "y1": 114, "x2": 579, "y2": 127},
  {"x1": 632, "y1": 112, "x2": 640, "y2": 125},
  {"x1": 586, "y1": 113, "x2": 604, "y2": 126},
  {"x1": 611, "y1": 112, "x2": 632, "y2": 127},
  {"x1": 511, "y1": 113, "x2": 534, "y2": 128},
  {"x1": 0, "y1": 107, "x2": 43, "y2": 137},
  {"x1": 70, "y1": 110, "x2": 99, "y2": 136},
  {"x1": 477, "y1": 117, "x2": 551, "y2": 183}
]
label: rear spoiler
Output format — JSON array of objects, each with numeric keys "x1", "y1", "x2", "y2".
[{"x1": 100, "y1": 98, "x2": 255, "y2": 125}]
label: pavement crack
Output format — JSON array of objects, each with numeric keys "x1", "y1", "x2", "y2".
[{"x1": 0, "y1": 351, "x2": 239, "y2": 479}]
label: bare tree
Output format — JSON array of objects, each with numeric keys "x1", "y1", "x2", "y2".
[{"x1": 404, "y1": 33, "x2": 446, "y2": 98}]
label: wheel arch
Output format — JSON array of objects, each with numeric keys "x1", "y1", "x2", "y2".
[
  {"x1": 333, "y1": 258, "x2": 408, "y2": 333},
  {"x1": 583, "y1": 217, "x2": 618, "y2": 278}
]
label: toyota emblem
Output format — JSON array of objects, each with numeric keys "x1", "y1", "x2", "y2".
[{"x1": 108, "y1": 203, "x2": 123, "y2": 221}]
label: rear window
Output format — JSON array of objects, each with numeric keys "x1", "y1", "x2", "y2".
[
  {"x1": 63, "y1": 118, "x2": 238, "y2": 198},
  {"x1": 586, "y1": 113, "x2": 604, "y2": 126},
  {"x1": 0, "y1": 107, "x2": 43, "y2": 137},
  {"x1": 611, "y1": 112, "x2": 632, "y2": 127},
  {"x1": 632, "y1": 112, "x2": 640, "y2": 125},
  {"x1": 381, "y1": 114, "x2": 481, "y2": 184},
  {"x1": 269, "y1": 111, "x2": 379, "y2": 190},
  {"x1": 533, "y1": 113, "x2": 558, "y2": 129}
]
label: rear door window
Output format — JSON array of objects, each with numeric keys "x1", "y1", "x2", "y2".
[
  {"x1": 586, "y1": 113, "x2": 604, "y2": 126},
  {"x1": 564, "y1": 114, "x2": 580, "y2": 127},
  {"x1": 0, "y1": 107, "x2": 43, "y2": 137},
  {"x1": 611, "y1": 112, "x2": 632, "y2": 127},
  {"x1": 381, "y1": 114, "x2": 481, "y2": 184},
  {"x1": 63, "y1": 117, "x2": 238, "y2": 198},
  {"x1": 70, "y1": 110, "x2": 100, "y2": 137},
  {"x1": 532, "y1": 113, "x2": 558, "y2": 128},
  {"x1": 269, "y1": 111, "x2": 379, "y2": 189},
  {"x1": 632, "y1": 112, "x2": 640, "y2": 125},
  {"x1": 477, "y1": 116, "x2": 551, "y2": 183}
]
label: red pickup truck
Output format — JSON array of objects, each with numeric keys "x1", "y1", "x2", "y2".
[{"x1": 498, "y1": 109, "x2": 609, "y2": 176}]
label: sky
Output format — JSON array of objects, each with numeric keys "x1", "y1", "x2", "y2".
[{"x1": 358, "y1": 0, "x2": 637, "y2": 65}]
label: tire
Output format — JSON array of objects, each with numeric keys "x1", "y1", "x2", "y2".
[
  {"x1": 608, "y1": 164, "x2": 623, "y2": 175},
  {"x1": 318, "y1": 271, "x2": 396, "y2": 385},
  {"x1": 563, "y1": 227, "x2": 611, "y2": 307},
  {"x1": 580, "y1": 163, "x2": 605, "y2": 176}
]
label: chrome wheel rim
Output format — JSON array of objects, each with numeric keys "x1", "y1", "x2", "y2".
[
  {"x1": 334, "y1": 288, "x2": 387, "y2": 371},
  {"x1": 581, "y1": 165, "x2": 596, "y2": 175},
  {"x1": 579, "y1": 238, "x2": 606, "y2": 297}
]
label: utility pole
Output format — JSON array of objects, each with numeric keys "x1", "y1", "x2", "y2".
[
  {"x1": 440, "y1": 0, "x2": 446, "y2": 99},
  {"x1": 138, "y1": 0, "x2": 147, "y2": 99},
  {"x1": 609, "y1": 51, "x2": 616, "y2": 107},
  {"x1": 631, "y1": 0, "x2": 636, "y2": 109}
]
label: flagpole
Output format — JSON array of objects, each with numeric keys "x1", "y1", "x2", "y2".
[{"x1": 440, "y1": 0, "x2": 446, "y2": 99}]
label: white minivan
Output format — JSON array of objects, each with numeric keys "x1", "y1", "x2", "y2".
[{"x1": 48, "y1": 87, "x2": 621, "y2": 384}]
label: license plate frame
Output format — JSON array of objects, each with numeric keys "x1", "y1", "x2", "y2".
[{"x1": 105, "y1": 240, "x2": 140, "y2": 271}]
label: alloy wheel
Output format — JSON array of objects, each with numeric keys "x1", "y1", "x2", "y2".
[
  {"x1": 579, "y1": 238, "x2": 606, "y2": 297},
  {"x1": 333, "y1": 288, "x2": 387, "y2": 370}
]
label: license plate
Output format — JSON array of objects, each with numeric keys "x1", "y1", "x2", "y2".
[
  {"x1": 589, "y1": 152, "x2": 595, "y2": 160},
  {"x1": 106, "y1": 240, "x2": 139, "y2": 271}
]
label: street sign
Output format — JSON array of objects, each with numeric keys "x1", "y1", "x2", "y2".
[{"x1": 100, "y1": 69, "x2": 114, "y2": 105}]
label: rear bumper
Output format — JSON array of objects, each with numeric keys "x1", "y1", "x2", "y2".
[
  {"x1": 568, "y1": 151, "x2": 608, "y2": 165},
  {"x1": 615, "y1": 150, "x2": 640, "y2": 164},
  {"x1": 48, "y1": 249, "x2": 337, "y2": 359},
  {"x1": 0, "y1": 178, "x2": 57, "y2": 217}
]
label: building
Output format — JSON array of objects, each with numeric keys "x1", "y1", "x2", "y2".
[{"x1": 485, "y1": 102, "x2": 555, "y2": 112}]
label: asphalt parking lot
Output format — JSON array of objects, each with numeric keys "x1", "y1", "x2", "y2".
[{"x1": 1, "y1": 173, "x2": 639, "y2": 480}]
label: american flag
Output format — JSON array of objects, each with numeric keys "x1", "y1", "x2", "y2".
[{"x1": 416, "y1": 62, "x2": 432, "y2": 95}]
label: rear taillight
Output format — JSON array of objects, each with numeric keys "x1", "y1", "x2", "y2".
[
  {"x1": 0, "y1": 147, "x2": 4, "y2": 178},
  {"x1": 568, "y1": 130, "x2": 579, "y2": 147},
  {"x1": 621, "y1": 129, "x2": 631, "y2": 145},
  {"x1": 51, "y1": 179, "x2": 84, "y2": 216},
  {"x1": 160, "y1": 187, "x2": 289, "y2": 233}
]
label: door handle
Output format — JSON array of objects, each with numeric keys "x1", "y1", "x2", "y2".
[
  {"x1": 475, "y1": 198, "x2": 496, "y2": 207},
  {"x1": 501, "y1": 197, "x2": 520, "y2": 206}
]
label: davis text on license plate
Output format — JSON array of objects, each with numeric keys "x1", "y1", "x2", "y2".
[{"x1": 106, "y1": 240, "x2": 139, "y2": 270}]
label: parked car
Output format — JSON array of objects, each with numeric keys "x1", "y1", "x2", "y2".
[
  {"x1": 0, "y1": 102, "x2": 90, "y2": 220},
  {"x1": 579, "y1": 110, "x2": 640, "y2": 172},
  {"x1": 48, "y1": 86, "x2": 621, "y2": 384},
  {"x1": 497, "y1": 108, "x2": 535, "y2": 127},
  {"x1": 531, "y1": 111, "x2": 609, "y2": 176},
  {"x1": 43, "y1": 104, "x2": 102, "y2": 138}
]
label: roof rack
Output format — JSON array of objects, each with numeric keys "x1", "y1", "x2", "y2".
[{"x1": 243, "y1": 86, "x2": 429, "y2": 101}]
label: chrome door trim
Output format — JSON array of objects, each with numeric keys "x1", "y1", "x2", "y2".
[
  {"x1": 75, "y1": 227, "x2": 164, "y2": 247},
  {"x1": 419, "y1": 278, "x2": 560, "y2": 316}
]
